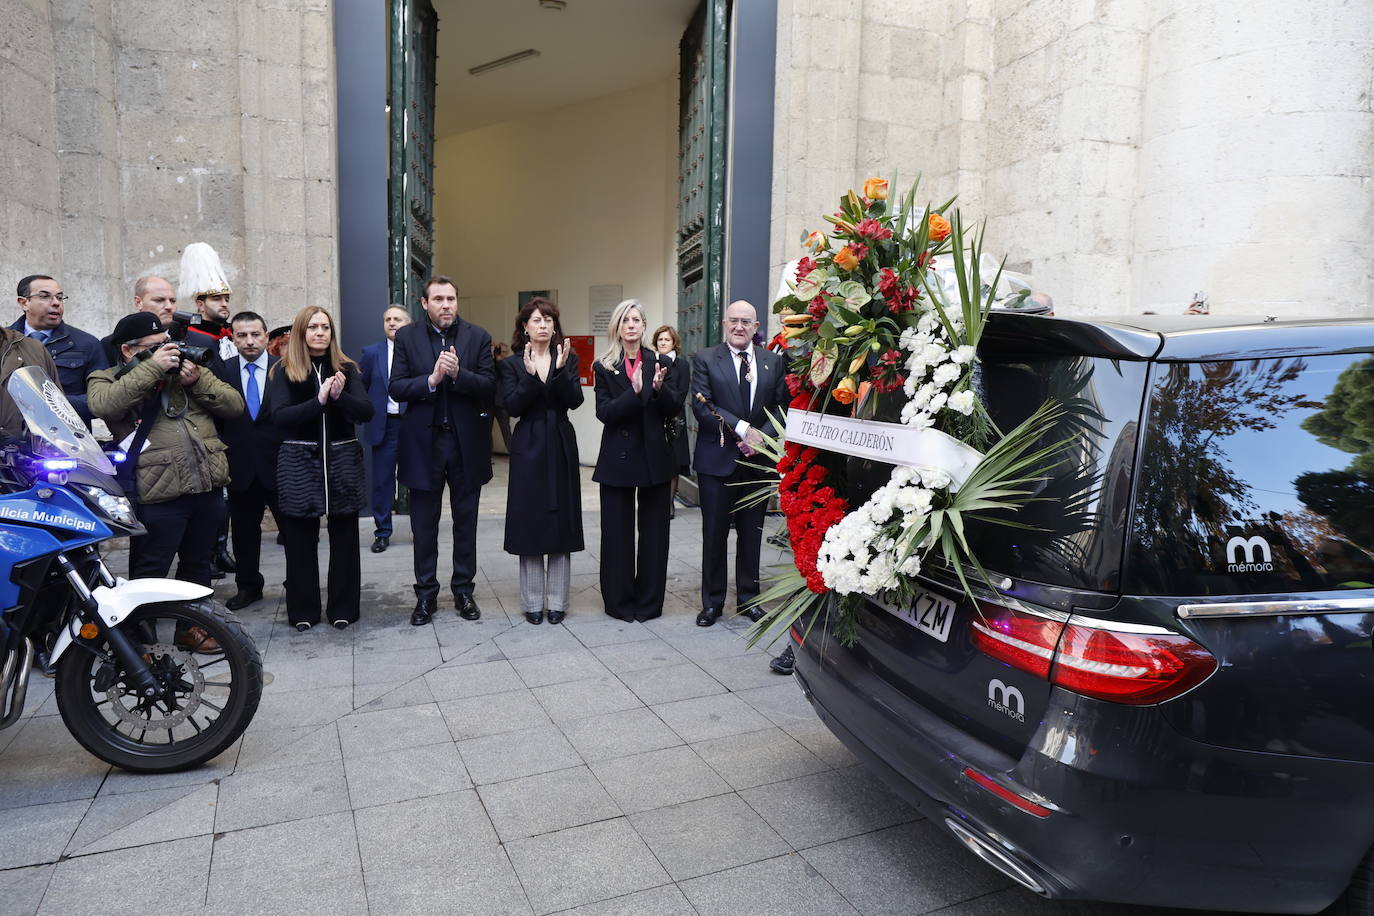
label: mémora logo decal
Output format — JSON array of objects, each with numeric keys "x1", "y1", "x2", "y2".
[
  {"x1": 0, "y1": 504, "x2": 97, "y2": 533},
  {"x1": 1225, "y1": 533, "x2": 1274, "y2": 573}
]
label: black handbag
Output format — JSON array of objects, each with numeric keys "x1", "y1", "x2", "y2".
[{"x1": 276, "y1": 438, "x2": 365, "y2": 518}]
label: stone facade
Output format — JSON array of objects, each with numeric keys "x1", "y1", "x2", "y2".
[
  {"x1": 770, "y1": 0, "x2": 1374, "y2": 317},
  {"x1": 0, "y1": 0, "x2": 337, "y2": 340}
]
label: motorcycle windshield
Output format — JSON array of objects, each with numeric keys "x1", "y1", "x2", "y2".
[{"x1": 6, "y1": 365, "x2": 114, "y2": 475}]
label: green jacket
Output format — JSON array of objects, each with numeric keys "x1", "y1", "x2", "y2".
[
  {"x1": 0, "y1": 328, "x2": 61, "y2": 440},
  {"x1": 87, "y1": 358, "x2": 244, "y2": 504}
]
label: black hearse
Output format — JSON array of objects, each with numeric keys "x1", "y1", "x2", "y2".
[{"x1": 793, "y1": 313, "x2": 1374, "y2": 914}]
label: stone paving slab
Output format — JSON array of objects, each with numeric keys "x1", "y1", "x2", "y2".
[{"x1": 0, "y1": 463, "x2": 1201, "y2": 915}]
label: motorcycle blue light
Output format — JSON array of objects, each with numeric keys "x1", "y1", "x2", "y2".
[
  {"x1": 109, "y1": 451, "x2": 127, "y2": 463},
  {"x1": 41, "y1": 459, "x2": 78, "y2": 471}
]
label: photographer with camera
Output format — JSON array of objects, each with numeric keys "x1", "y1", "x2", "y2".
[{"x1": 88, "y1": 313, "x2": 244, "y2": 652}]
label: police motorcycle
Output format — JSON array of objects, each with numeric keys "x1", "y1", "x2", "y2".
[{"x1": 0, "y1": 366, "x2": 261, "y2": 772}]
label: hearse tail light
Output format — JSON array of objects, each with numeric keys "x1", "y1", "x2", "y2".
[
  {"x1": 1050, "y1": 625, "x2": 1217, "y2": 705},
  {"x1": 970, "y1": 603, "x2": 1218, "y2": 705},
  {"x1": 968, "y1": 602, "x2": 1065, "y2": 679}
]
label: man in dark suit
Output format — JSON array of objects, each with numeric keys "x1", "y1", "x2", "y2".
[
  {"x1": 389, "y1": 275, "x2": 496, "y2": 626},
  {"x1": 213, "y1": 310, "x2": 281, "y2": 610},
  {"x1": 691, "y1": 299, "x2": 789, "y2": 627},
  {"x1": 359, "y1": 304, "x2": 410, "y2": 554},
  {"x1": 12, "y1": 274, "x2": 108, "y2": 425}
]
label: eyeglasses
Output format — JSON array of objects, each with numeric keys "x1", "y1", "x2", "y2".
[
  {"x1": 723, "y1": 317, "x2": 756, "y2": 326},
  {"x1": 23, "y1": 292, "x2": 67, "y2": 303}
]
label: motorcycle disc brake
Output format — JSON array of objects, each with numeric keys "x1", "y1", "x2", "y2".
[{"x1": 106, "y1": 643, "x2": 206, "y2": 729}]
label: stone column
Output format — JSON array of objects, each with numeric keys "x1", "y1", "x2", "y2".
[
  {"x1": 52, "y1": 0, "x2": 123, "y2": 328},
  {"x1": 0, "y1": 0, "x2": 62, "y2": 301}
]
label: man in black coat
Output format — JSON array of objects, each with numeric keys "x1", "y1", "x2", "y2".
[
  {"x1": 691, "y1": 300, "x2": 789, "y2": 627},
  {"x1": 11, "y1": 274, "x2": 108, "y2": 425},
  {"x1": 389, "y1": 275, "x2": 496, "y2": 625},
  {"x1": 213, "y1": 311, "x2": 281, "y2": 610}
]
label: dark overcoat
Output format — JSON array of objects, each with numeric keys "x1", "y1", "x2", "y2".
[
  {"x1": 498, "y1": 349, "x2": 585, "y2": 556},
  {"x1": 591, "y1": 351, "x2": 679, "y2": 488},
  {"x1": 213, "y1": 353, "x2": 282, "y2": 491}
]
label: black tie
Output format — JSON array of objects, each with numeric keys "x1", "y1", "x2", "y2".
[{"x1": 738, "y1": 350, "x2": 751, "y2": 415}]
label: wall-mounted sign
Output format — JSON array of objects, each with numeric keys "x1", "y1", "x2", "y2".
[{"x1": 588, "y1": 284, "x2": 622, "y2": 335}]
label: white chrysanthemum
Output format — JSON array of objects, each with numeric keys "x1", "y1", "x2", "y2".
[
  {"x1": 932, "y1": 362, "x2": 961, "y2": 387},
  {"x1": 948, "y1": 389, "x2": 976, "y2": 415},
  {"x1": 950, "y1": 345, "x2": 976, "y2": 364}
]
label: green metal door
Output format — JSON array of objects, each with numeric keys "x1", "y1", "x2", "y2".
[
  {"x1": 389, "y1": 0, "x2": 437, "y2": 314},
  {"x1": 677, "y1": 0, "x2": 729, "y2": 357}
]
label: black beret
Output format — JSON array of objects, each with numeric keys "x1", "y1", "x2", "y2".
[
  {"x1": 268, "y1": 325, "x2": 291, "y2": 341},
  {"x1": 111, "y1": 312, "x2": 166, "y2": 347}
]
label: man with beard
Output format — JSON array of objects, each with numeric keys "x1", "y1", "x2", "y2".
[
  {"x1": 177, "y1": 242, "x2": 239, "y2": 364},
  {"x1": 11, "y1": 275, "x2": 108, "y2": 425},
  {"x1": 389, "y1": 276, "x2": 496, "y2": 625}
]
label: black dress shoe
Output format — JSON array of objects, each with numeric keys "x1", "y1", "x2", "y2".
[
  {"x1": 743, "y1": 606, "x2": 766, "y2": 623},
  {"x1": 214, "y1": 540, "x2": 237, "y2": 574},
  {"x1": 410, "y1": 598, "x2": 435, "y2": 626},
  {"x1": 696, "y1": 607, "x2": 721, "y2": 627},
  {"x1": 370, "y1": 536, "x2": 389, "y2": 554},
  {"x1": 524, "y1": 609, "x2": 543, "y2": 625},
  {"x1": 546, "y1": 608, "x2": 566, "y2": 625},
  {"x1": 457, "y1": 595, "x2": 481, "y2": 621},
  {"x1": 225, "y1": 589, "x2": 263, "y2": 611}
]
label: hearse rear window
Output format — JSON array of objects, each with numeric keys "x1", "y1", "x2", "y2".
[
  {"x1": 1128, "y1": 354, "x2": 1374, "y2": 596},
  {"x1": 962, "y1": 353, "x2": 1149, "y2": 592}
]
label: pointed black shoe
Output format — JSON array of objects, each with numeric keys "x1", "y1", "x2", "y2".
[
  {"x1": 743, "y1": 606, "x2": 766, "y2": 623},
  {"x1": 524, "y1": 609, "x2": 543, "y2": 625},
  {"x1": 546, "y1": 608, "x2": 566, "y2": 625},
  {"x1": 696, "y1": 607, "x2": 721, "y2": 627},
  {"x1": 225, "y1": 589, "x2": 263, "y2": 611},
  {"x1": 410, "y1": 598, "x2": 436, "y2": 626},
  {"x1": 457, "y1": 594, "x2": 481, "y2": 621},
  {"x1": 370, "y1": 536, "x2": 390, "y2": 554}
]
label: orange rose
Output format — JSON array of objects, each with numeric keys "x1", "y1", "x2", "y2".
[
  {"x1": 833, "y1": 376, "x2": 858, "y2": 404},
  {"x1": 862, "y1": 177, "x2": 889, "y2": 201},
  {"x1": 928, "y1": 212, "x2": 951, "y2": 242},
  {"x1": 833, "y1": 246, "x2": 860, "y2": 271},
  {"x1": 803, "y1": 231, "x2": 828, "y2": 253}
]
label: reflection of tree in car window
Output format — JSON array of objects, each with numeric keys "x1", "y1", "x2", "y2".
[
  {"x1": 1136, "y1": 359, "x2": 1321, "y2": 557},
  {"x1": 1296, "y1": 357, "x2": 1374, "y2": 554}
]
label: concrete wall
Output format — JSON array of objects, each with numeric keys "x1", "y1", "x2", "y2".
[
  {"x1": 433, "y1": 78, "x2": 680, "y2": 464},
  {"x1": 0, "y1": 0, "x2": 338, "y2": 340},
  {"x1": 769, "y1": 0, "x2": 1374, "y2": 317}
]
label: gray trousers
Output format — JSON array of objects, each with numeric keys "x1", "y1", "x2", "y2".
[{"x1": 519, "y1": 553, "x2": 571, "y2": 614}]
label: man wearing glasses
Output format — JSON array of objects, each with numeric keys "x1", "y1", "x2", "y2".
[
  {"x1": 690, "y1": 300, "x2": 789, "y2": 627},
  {"x1": 11, "y1": 275, "x2": 108, "y2": 425}
]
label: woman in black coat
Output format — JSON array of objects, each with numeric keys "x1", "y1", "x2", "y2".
[
  {"x1": 593, "y1": 299, "x2": 679, "y2": 621},
  {"x1": 268, "y1": 306, "x2": 374, "y2": 631},
  {"x1": 652, "y1": 324, "x2": 691, "y2": 515},
  {"x1": 499, "y1": 297, "x2": 584, "y2": 625}
]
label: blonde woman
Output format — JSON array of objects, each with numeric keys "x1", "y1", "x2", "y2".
[
  {"x1": 592, "y1": 299, "x2": 679, "y2": 620},
  {"x1": 267, "y1": 306, "x2": 373, "y2": 631}
]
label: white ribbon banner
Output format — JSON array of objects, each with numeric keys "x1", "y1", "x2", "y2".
[{"x1": 784, "y1": 409, "x2": 985, "y2": 489}]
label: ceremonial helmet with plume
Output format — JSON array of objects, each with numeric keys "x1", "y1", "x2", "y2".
[{"x1": 177, "y1": 242, "x2": 232, "y2": 303}]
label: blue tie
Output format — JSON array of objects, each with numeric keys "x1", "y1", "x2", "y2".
[
  {"x1": 28, "y1": 330, "x2": 47, "y2": 343},
  {"x1": 245, "y1": 363, "x2": 260, "y2": 421}
]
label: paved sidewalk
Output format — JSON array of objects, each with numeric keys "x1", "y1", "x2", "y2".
[{"x1": 0, "y1": 463, "x2": 1190, "y2": 915}]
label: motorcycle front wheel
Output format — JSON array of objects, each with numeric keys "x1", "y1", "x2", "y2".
[{"x1": 54, "y1": 599, "x2": 263, "y2": 773}]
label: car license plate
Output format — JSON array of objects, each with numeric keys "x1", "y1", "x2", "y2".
[{"x1": 883, "y1": 588, "x2": 956, "y2": 643}]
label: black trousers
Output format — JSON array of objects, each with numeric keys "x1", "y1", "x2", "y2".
[
  {"x1": 278, "y1": 513, "x2": 360, "y2": 626},
  {"x1": 228, "y1": 480, "x2": 279, "y2": 592},
  {"x1": 410, "y1": 428, "x2": 482, "y2": 601},
  {"x1": 698, "y1": 464, "x2": 768, "y2": 610},
  {"x1": 130, "y1": 490, "x2": 224, "y2": 587},
  {"x1": 599, "y1": 482, "x2": 671, "y2": 621}
]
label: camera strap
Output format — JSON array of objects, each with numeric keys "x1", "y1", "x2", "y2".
[{"x1": 113, "y1": 392, "x2": 165, "y2": 499}]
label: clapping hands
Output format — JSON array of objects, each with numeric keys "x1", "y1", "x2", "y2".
[
  {"x1": 428, "y1": 346, "x2": 459, "y2": 389},
  {"x1": 316, "y1": 370, "x2": 346, "y2": 404}
]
